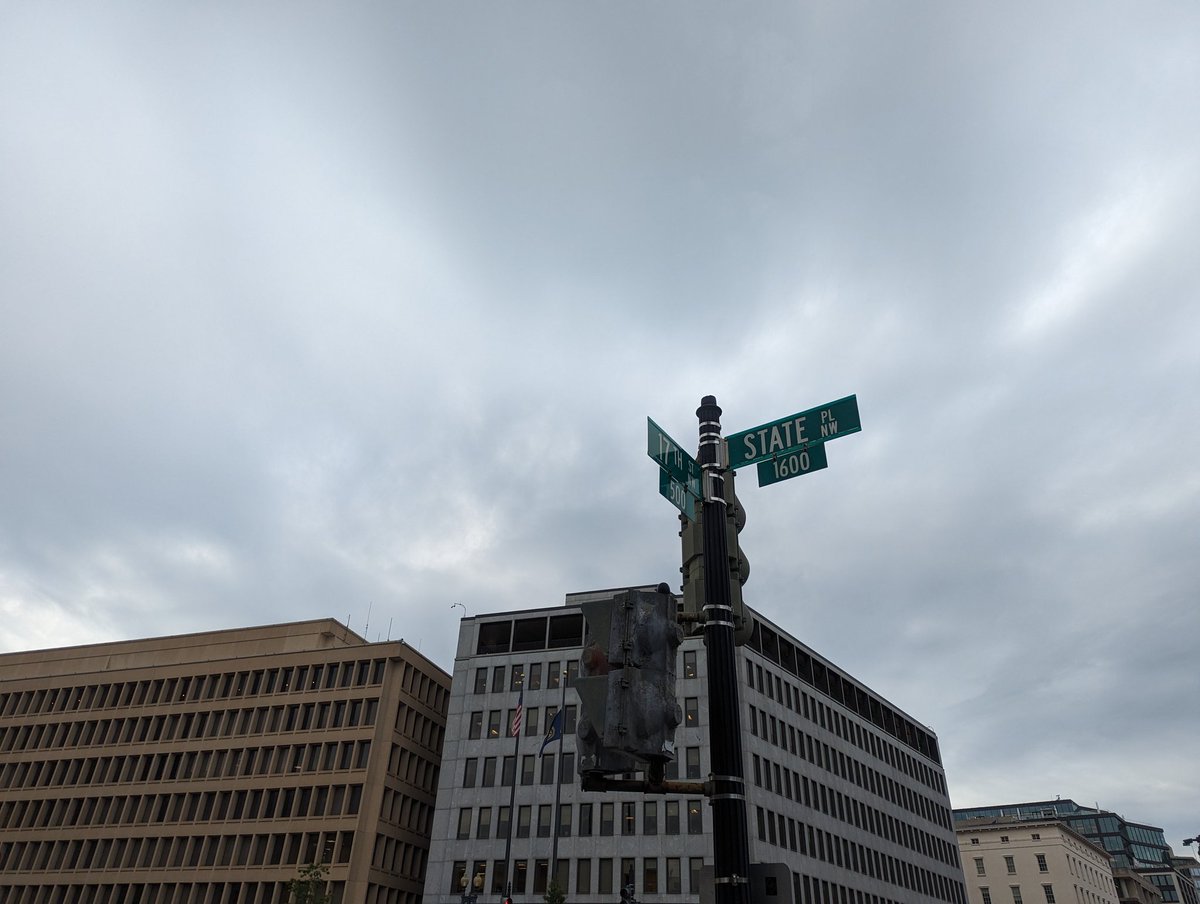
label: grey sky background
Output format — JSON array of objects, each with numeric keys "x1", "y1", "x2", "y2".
[{"x1": 2, "y1": 3, "x2": 1197, "y2": 849}]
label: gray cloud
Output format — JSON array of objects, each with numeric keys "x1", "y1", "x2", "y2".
[{"x1": 2, "y1": 1, "x2": 1198, "y2": 850}]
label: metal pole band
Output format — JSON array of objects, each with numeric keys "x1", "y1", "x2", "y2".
[
  {"x1": 708, "y1": 774, "x2": 744, "y2": 784},
  {"x1": 709, "y1": 792, "x2": 747, "y2": 802},
  {"x1": 714, "y1": 876, "x2": 750, "y2": 886}
]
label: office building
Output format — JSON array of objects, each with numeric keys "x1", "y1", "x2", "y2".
[
  {"x1": 424, "y1": 590, "x2": 968, "y2": 903},
  {"x1": 0, "y1": 619, "x2": 450, "y2": 904},
  {"x1": 954, "y1": 801, "x2": 1197, "y2": 904},
  {"x1": 955, "y1": 816, "x2": 1120, "y2": 904}
]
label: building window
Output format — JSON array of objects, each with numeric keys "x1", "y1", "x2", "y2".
[
  {"x1": 537, "y1": 805, "x2": 551, "y2": 838},
  {"x1": 1010, "y1": 887, "x2": 1023, "y2": 904},
  {"x1": 686, "y1": 746, "x2": 701, "y2": 779},
  {"x1": 975, "y1": 858, "x2": 985, "y2": 876},
  {"x1": 468, "y1": 711, "x2": 483, "y2": 739},
  {"x1": 684, "y1": 697, "x2": 699, "y2": 727},
  {"x1": 600, "y1": 802, "x2": 614, "y2": 836},
  {"x1": 971, "y1": 838, "x2": 980, "y2": 845},
  {"x1": 547, "y1": 662, "x2": 561, "y2": 689},
  {"x1": 457, "y1": 809, "x2": 472, "y2": 840},
  {"x1": 528, "y1": 663, "x2": 542, "y2": 690},
  {"x1": 524, "y1": 706, "x2": 540, "y2": 737},
  {"x1": 1005, "y1": 856, "x2": 1016, "y2": 874},
  {"x1": 683, "y1": 651, "x2": 697, "y2": 679},
  {"x1": 1001, "y1": 836, "x2": 1010, "y2": 843},
  {"x1": 576, "y1": 858, "x2": 592, "y2": 895},
  {"x1": 690, "y1": 857, "x2": 705, "y2": 894},
  {"x1": 540, "y1": 753, "x2": 555, "y2": 784},
  {"x1": 981, "y1": 888, "x2": 992, "y2": 904},
  {"x1": 622, "y1": 802, "x2": 636, "y2": 835},
  {"x1": 558, "y1": 803, "x2": 572, "y2": 837},
  {"x1": 665, "y1": 800, "x2": 680, "y2": 834},
  {"x1": 482, "y1": 757, "x2": 496, "y2": 787},
  {"x1": 1042, "y1": 885, "x2": 1055, "y2": 903},
  {"x1": 643, "y1": 801, "x2": 658, "y2": 835},
  {"x1": 497, "y1": 807, "x2": 511, "y2": 840},
  {"x1": 666, "y1": 857, "x2": 682, "y2": 894},
  {"x1": 644, "y1": 858, "x2": 659, "y2": 894},
  {"x1": 477, "y1": 808, "x2": 492, "y2": 840},
  {"x1": 598, "y1": 859, "x2": 613, "y2": 895},
  {"x1": 1036, "y1": 854, "x2": 1047, "y2": 872},
  {"x1": 1031, "y1": 834, "x2": 1040, "y2": 840},
  {"x1": 487, "y1": 711, "x2": 501, "y2": 739},
  {"x1": 520, "y1": 756, "x2": 535, "y2": 786},
  {"x1": 473, "y1": 669, "x2": 487, "y2": 695},
  {"x1": 463, "y1": 758, "x2": 478, "y2": 788},
  {"x1": 579, "y1": 803, "x2": 593, "y2": 836},
  {"x1": 687, "y1": 800, "x2": 703, "y2": 834},
  {"x1": 510, "y1": 665, "x2": 524, "y2": 691},
  {"x1": 516, "y1": 806, "x2": 531, "y2": 838}
]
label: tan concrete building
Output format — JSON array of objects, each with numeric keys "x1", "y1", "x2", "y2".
[
  {"x1": 958, "y1": 817, "x2": 1121, "y2": 904},
  {"x1": 0, "y1": 619, "x2": 450, "y2": 904}
]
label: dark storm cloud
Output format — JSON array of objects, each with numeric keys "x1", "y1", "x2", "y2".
[{"x1": 2, "y1": 1, "x2": 1197, "y2": 849}]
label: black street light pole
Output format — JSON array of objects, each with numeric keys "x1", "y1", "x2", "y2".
[{"x1": 696, "y1": 396, "x2": 751, "y2": 904}]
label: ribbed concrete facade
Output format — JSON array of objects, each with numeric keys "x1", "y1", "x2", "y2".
[
  {"x1": 0, "y1": 619, "x2": 450, "y2": 904},
  {"x1": 424, "y1": 591, "x2": 968, "y2": 904}
]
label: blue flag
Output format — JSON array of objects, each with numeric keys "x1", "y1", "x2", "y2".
[{"x1": 538, "y1": 707, "x2": 564, "y2": 756}]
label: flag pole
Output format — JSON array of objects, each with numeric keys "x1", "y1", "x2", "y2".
[
  {"x1": 502, "y1": 685, "x2": 523, "y2": 899},
  {"x1": 549, "y1": 664, "x2": 568, "y2": 884}
]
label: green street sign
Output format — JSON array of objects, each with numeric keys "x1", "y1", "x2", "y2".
[
  {"x1": 725, "y1": 395, "x2": 861, "y2": 470},
  {"x1": 647, "y1": 417, "x2": 701, "y2": 498},
  {"x1": 659, "y1": 469, "x2": 698, "y2": 521},
  {"x1": 755, "y1": 443, "x2": 829, "y2": 487}
]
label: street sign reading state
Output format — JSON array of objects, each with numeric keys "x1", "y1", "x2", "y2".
[
  {"x1": 646, "y1": 417, "x2": 701, "y2": 498},
  {"x1": 725, "y1": 395, "x2": 861, "y2": 470}
]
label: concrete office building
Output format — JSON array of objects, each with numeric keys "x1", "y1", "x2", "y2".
[
  {"x1": 424, "y1": 590, "x2": 968, "y2": 904},
  {"x1": 954, "y1": 801, "x2": 1197, "y2": 904},
  {"x1": 0, "y1": 619, "x2": 451, "y2": 904},
  {"x1": 955, "y1": 816, "x2": 1120, "y2": 904}
]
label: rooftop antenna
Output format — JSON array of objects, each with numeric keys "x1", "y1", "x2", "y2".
[
  {"x1": 451, "y1": 602, "x2": 467, "y2": 617},
  {"x1": 386, "y1": 618, "x2": 393, "y2": 642},
  {"x1": 364, "y1": 602, "x2": 372, "y2": 639}
]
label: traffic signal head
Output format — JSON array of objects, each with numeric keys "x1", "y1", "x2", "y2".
[
  {"x1": 576, "y1": 587, "x2": 683, "y2": 772},
  {"x1": 679, "y1": 468, "x2": 752, "y2": 645}
]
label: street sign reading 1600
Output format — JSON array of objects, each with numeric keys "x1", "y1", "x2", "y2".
[{"x1": 725, "y1": 395, "x2": 861, "y2": 470}]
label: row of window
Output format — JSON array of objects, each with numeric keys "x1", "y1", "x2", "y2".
[
  {"x1": 0, "y1": 880, "x2": 352, "y2": 904},
  {"x1": 796, "y1": 871, "x2": 956, "y2": 904},
  {"x1": 379, "y1": 786, "x2": 434, "y2": 837},
  {"x1": 747, "y1": 618, "x2": 942, "y2": 764},
  {"x1": 0, "y1": 696, "x2": 380, "y2": 755},
  {"x1": 0, "y1": 782, "x2": 363, "y2": 831},
  {"x1": 749, "y1": 700, "x2": 950, "y2": 832},
  {"x1": 371, "y1": 831, "x2": 428, "y2": 881},
  {"x1": 973, "y1": 854, "x2": 1050, "y2": 876},
  {"x1": 384, "y1": 741, "x2": 439, "y2": 793},
  {"x1": 453, "y1": 798, "x2": 705, "y2": 841},
  {"x1": 0, "y1": 829, "x2": 353, "y2": 874},
  {"x1": 0, "y1": 739, "x2": 372, "y2": 792},
  {"x1": 745, "y1": 655, "x2": 947, "y2": 796},
  {"x1": 460, "y1": 743, "x2": 702, "y2": 789},
  {"x1": 979, "y1": 885, "x2": 1059, "y2": 904},
  {"x1": 755, "y1": 806, "x2": 965, "y2": 904},
  {"x1": 395, "y1": 702, "x2": 444, "y2": 753},
  {"x1": 753, "y1": 752, "x2": 957, "y2": 868},
  {"x1": 450, "y1": 854, "x2": 706, "y2": 898},
  {"x1": 0, "y1": 660, "x2": 388, "y2": 719}
]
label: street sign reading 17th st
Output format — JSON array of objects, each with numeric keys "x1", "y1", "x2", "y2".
[
  {"x1": 647, "y1": 417, "x2": 702, "y2": 520},
  {"x1": 724, "y1": 395, "x2": 861, "y2": 471}
]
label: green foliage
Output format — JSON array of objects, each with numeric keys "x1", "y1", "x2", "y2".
[
  {"x1": 544, "y1": 877, "x2": 566, "y2": 904},
  {"x1": 288, "y1": 862, "x2": 331, "y2": 904}
]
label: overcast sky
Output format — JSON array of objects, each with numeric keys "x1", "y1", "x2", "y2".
[{"x1": 2, "y1": 2, "x2": 1197, "y2": 851}]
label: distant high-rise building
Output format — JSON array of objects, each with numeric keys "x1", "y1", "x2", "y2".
[
  {"x1": 954, "y1": 800, "x2": 1197, "y2": 904},
  {"x1": 0, "y1": 619, "x2": 450, "y2": 903},
  {"x1": 424, "y1": 589, "x2": 968, "y2": 903}
]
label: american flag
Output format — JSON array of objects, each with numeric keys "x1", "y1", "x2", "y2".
[{"x1": 510, "y1": 689, "x2": 524, "y2": 737}]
